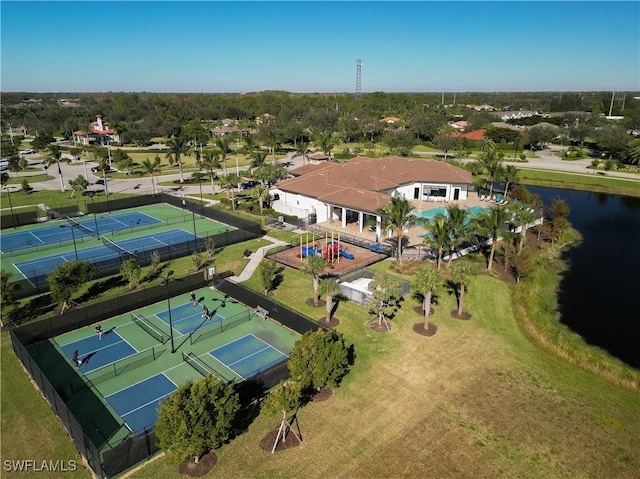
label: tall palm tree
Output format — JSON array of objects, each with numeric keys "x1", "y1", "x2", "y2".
[
  {"x1": 509, "y1": 202, "x2": 537, "y2": 255},
  {"x1": 46, "y1": 144, "x2": 67, "y2": 191},
  {"x1": 251, "y1": 150, "x2": 268, "y2": 171},
  {"x1": 140, "y1": 156, "x2": 161, "y2": 195},
  {"x1": 296, "y1": 140, "x2": 309, "y2": 166},
  {"x1": 314, "y1": 130, "x2": 335, "y2": 157},
  {"x1": 413, "y1": 262, "x2": 441, "y2": 331},
  {"x1": 444, "y1": 204, "x2": 470, "y2": 267},
  {"x1": 375, "y1": 196, "x2": 415, "y2": 264},
  {"x1": 449, "y1": 262, "x2": 473, "y2": 317},
  {"x1": 303, "y1": 254, "x2": 329, "y2": 306},
  {"x1": 501, "y1": 164, "x2": 519, "y2": 199},
  {"x1": 470, "y1": 205, "x2": 509, "y2": 271},
  {"x1": 201, "y1": 150, "x2": 220, "y2": 194},
  {"x1": 215, "y1": 136, "x2": 230, "y2": 175},
  {"x1": 251, "y1": 184, "x2": 270, "y2": 214},
  {"x1": 220, "y1": 173, "x2": 240, "y2": 209},
  {"x1": 166, "y1": 135, "x2": 187, "y2": 183},
  {"x1": 421, "y1": 213, "x2": 449, "y2": 270},
  {"x1": 318, "y1": 278, "x2": 341, "y2": 324}
]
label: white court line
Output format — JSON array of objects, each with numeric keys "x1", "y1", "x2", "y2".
[
  {"x1": 248, "y1": 333, "x2": 289, "y2": 358},
  {"x1": 105, "y1": 373, "x2": 167, "y2": 399},
  {"x1": 207, "y1": 352, "x2": 245, "y2": 380},
  {"x1": 227, "y1": 346, "x2": 272, "y2": 367},
  {"x1": 28, "y1": 231, "x2": 46, "y2": 244},
  {"x1": 120, "y1": 391, "x2": 173, "y2": 418}
]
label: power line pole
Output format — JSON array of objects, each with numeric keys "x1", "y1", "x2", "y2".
[{"x1": 355, "y1": 59, "x2": 362, "y2": 99}]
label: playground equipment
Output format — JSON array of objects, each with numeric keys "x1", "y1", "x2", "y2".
[{"x1": 299, "y1": 231, "x2": 355, "y2": 263}]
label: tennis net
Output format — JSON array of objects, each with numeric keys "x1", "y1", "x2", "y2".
[
  {"x1": 88, "y1": 345, "x2": 164, "y2": 386},
  {"x1": 131, "y1": 313, "x2": 168, "y2": 344},
  {"x1": 66, "y1": 216, "x2": 95, "y2": 236},
  {"x1": 189, "y1": 310, "x2": 251, "y2": 345},
  {"x1": 103, "y1": 236, "x2": 137, "y2": 258},
  {"x1": 182, "y1": 352, "x2": 215, "y2": 377}
]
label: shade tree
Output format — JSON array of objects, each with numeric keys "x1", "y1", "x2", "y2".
[
  {"x1": 47, "y1": 260, "x2": 97, "y2": 313},
  {"x1": 367, "y1": 271, "x2": 401, "y2": 331}
]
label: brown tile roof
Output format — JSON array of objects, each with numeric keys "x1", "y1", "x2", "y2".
[{"x1": 276, "y1": 156, "x2": 471, "y2": 214}]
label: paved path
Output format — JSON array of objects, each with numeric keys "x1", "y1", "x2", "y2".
[{"x1": 228, "y1": 235, "x2": 288, "y2": 283}]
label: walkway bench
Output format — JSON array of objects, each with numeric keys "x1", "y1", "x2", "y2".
[
  {"x1": 219, "y1": 270, "x2": 234, "y2": 279},
  {"x1": 254, "y1": 305, "x2": 269, "y2": 320}
]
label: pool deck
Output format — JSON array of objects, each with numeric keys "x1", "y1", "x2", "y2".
[{"x1": 315, "y1": 192, "x2": 493, "y2": 249}]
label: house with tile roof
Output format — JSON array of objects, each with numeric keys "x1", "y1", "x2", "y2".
[
  {"x1": 72, "y1": 115, "x2": 120, "y2": 146},
  {"x1": 270, "y1": 156, "x2": 472, "y2": 236}
]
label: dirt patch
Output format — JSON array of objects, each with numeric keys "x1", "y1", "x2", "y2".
[
  {"x1": 317, "y1": 317, "x2": 341, "y2": 328},
  {"x1": 309, "y1": 387, "x2": 333, "y2": 402},
  {"x1": 413, "y1": 305, "x2": 435, "y2": 316},
  {"x1": 370, "y1": 322, "x2": 391, "y2": 333},
  {"x1": 178, "y1": 450, "x2": 217, "y2": 477},
  {"x1": 306, "y1": 297, "x2": 326, "y2": 307},
  {"x1": 260, "y1": 428, "x2": 303, "y2": 452},
  {"x1": 450, "y1": 310, "x2": 472, "y2": 320},
  {"x1": 412, "y1": 322, "x2": 438, "y2": 337}
]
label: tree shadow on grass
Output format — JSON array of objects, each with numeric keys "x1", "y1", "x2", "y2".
[
  {"x1": 7, "y1": 294, "x2": 57, "y2": 326},
  {"x1": 76, "y1": 276, "x2": 127, "y2": 304}
]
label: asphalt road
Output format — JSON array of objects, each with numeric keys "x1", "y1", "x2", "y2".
[{"x1": 6, "y1": 146, "x2": 638, "y2": 196}]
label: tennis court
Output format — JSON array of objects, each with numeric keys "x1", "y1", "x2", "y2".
[
  {"x1": 105, "y1": 374, "x2": 177, "y2": 434},
  {"x1": 13, "y1": 228, "x2": 198, "y2": 283},
  {"x1": 0, "y1": 211, "x2": 160, "y2": 253},
  {"x1": 209, "y1": 334, "x2": 289, "y2": 380},
  {"x1": 28, "y1": 286, "x2": 298, "y2": 445},
  {"x1": 58, "y1": 329, "x2": 137, "y2": 373}
]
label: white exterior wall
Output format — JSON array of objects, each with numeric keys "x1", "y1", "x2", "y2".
[
  {"x1": 270, "y1": 189, "x2": 329, "y2": 221},
  {"x1": 396, "y1": 182, "x2": 469, "y2": 202}
]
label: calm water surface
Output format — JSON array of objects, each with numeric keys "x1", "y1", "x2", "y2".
[{"x1": 528, "y1": 186, "x2": 640, "y2": 369}]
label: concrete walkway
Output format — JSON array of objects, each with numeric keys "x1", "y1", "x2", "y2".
[{"x1": 228, "y1": 235, "x2": 288, "y2": 283}]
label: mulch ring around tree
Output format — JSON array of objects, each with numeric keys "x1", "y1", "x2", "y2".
[
  {"x1": 308, "y1": 387, "x2": 333, "y2": 402},
  {"x1": 412, "y1": 322, "x2": 438, "y2": 337},
  {"x1": 306, "y1": 298, "x2": 326, "y2": 307},
  {"x1": 370, "y1": 322, "x2": 391, "y2": 333},
  {"x1": 450, "y1": 310, "x2": 472, "y2": 320},
  {"x1": 413, "y1": 305, "x2": 435, "y2": 316},
  {"x1": 178, "y1": 450, "x2": 217, "y2": 477},
  {"x1": 316, "y1": 317, "x2": 341, "y2": 328},
  {"x1": 260, "y1": 429, "x2": 302, "y2": 452}
]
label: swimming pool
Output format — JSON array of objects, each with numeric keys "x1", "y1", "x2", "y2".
[
  {"x1": 416, "y1": 205, "x2": 487, "y2": 221},
  {"x1": 419, "y1": 206, "x2": 488, "y2": 239}
]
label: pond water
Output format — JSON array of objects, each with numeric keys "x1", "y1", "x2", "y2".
[{"x1": 527, "y1": 186, "x2": 640, "y2": 369}]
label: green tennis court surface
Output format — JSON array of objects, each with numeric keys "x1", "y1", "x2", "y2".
[{"x1": 26, "y1": 286, "x2": 298, "y2": 449}]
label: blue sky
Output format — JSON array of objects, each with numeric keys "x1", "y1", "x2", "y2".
[{"x1": 1, "y1": 1, "x2": 638, "y2": 93}]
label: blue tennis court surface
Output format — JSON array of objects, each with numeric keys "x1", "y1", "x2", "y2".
[
  {"x1": 0, "y1": 212, "x2": 160, "y2": 253},
  {"x1": 59, "y1": 330, "x2": 137, "y2": 373},
  {"x1": 210, "y1": 334, "x2": 288, "y2": 380},
  {"x1": 106, "y1": 373, "x2": 176, "y2": 433},
  {"x1": 13, "y1": 229, "x2": 198, "y2": 283},
  {"x1": 156, "y1": 302, "x2": 224, "y2": 335}
]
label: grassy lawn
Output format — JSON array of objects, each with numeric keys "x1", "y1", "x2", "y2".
[
  {"x1": 518, "y1": 169, "x2": 640, "y2": 196},
  {"x1": 130, "y1": 263, "x2": 640, "y2": 479}
]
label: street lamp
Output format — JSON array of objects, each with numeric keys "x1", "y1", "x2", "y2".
[
  {"x1": 161, "y1": 270, "x2": 176, "y2": 353},
  {"x1": 59, "y1": 224, "x2": 79, "y2": 261}
]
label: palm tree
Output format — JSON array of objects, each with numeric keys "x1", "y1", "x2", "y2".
[
  {"x1": 220, "y1": 173, "x2": 240, "y2": 209},
  {"x1": 470, "y1": 205, "x2": 510, "y2": 271},
  {"x1": 215, "y1": 136, "x2": 230, "y2": 175},
  {"x1": 251, "y1": 150, "x2": 268, "y2": 171},
  {"x1": 296, "y1": 140, "x2": 309, "y2": 166},
  {"x1": 421, "y1": 213, "x2": 448, "y2": 270},
  {"x1": 449, "y1": 262, "x2": 473, "y2": 318},
  {"x1": 252, "y1": 183, "x2": 270, "y2": 214},
  {"x1": 166, "y1": 135, "x2": 187, "y2": 183},
  {"x1": 140, "y1": 156, "x2": 161, "y2": 195},
  {"x1": 201, "y1": 150, "x2": 220, "y2": 194},
  {"x1": 318, "y1": 278, "x2": 341, "y2": 324},
  {"x1": 46, "y1": 144, "x2": 67, "y2": 191},
  {"x1": 444, "y1": 204, "x2": 470, "y2": 267},
  {"x1": 509, "y1": 203, "x2": 537, "y2": 255},
  {"x1": 413, "y1": 263, "x2": 441, "y2": 331},
  {"x1": 375, "y1": 196, "x2": 415, "y2": 264},
  {"x1": 314, "y1": 130, "x2": 335, "y2": 157},
  {"x1": 303, "y1": 254, "x2": 329, "y2": 306},
  {"x1": 501, "y1": 165, "x2": 519, "y2": 199}
]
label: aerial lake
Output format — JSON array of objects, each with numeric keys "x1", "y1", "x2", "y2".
[{"x1": 527, "y1": 186, "x2": 640, "y2": 369}]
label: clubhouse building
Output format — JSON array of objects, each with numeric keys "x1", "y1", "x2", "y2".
[{"x1": 270, "y1": 156, "x2": 473, "y2": 236}]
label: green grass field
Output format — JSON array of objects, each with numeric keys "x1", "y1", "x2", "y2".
[{"x1": 518, "y1": 169, "x2": 640, "y2": 196}]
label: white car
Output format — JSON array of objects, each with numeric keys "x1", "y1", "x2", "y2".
[{"x1": 19, "y1": 149, "x2": 35, "y2": 155}]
